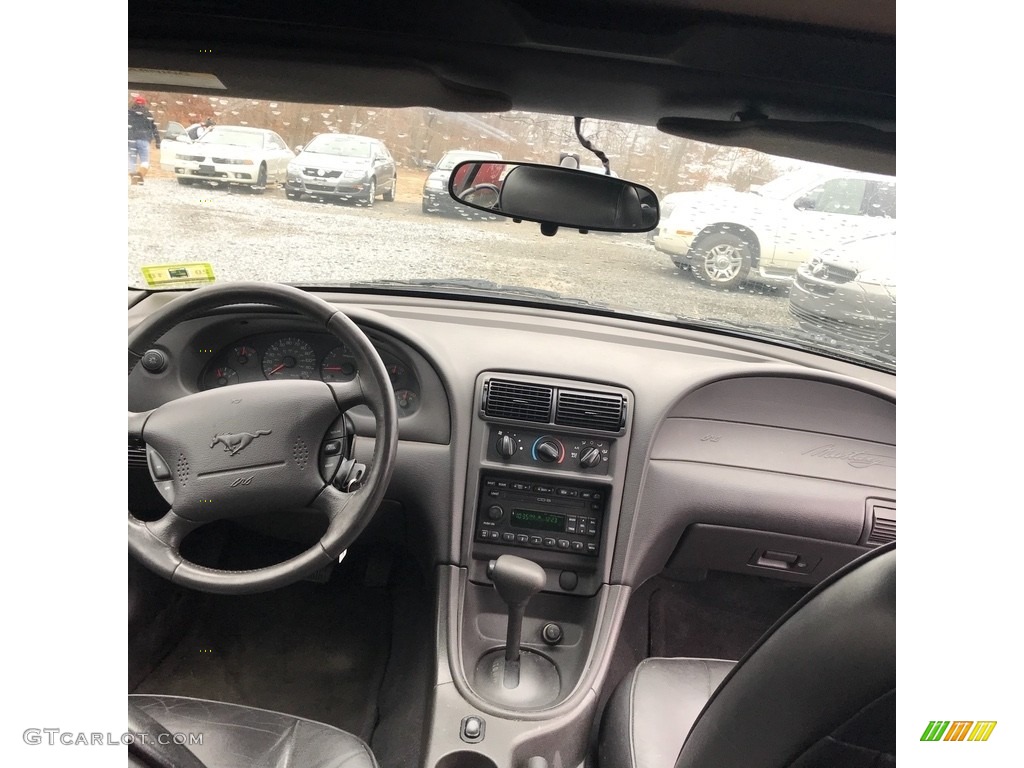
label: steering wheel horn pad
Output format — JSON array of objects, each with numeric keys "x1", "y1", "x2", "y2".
[{"x1": 143, "y1": 380, "x2": 341, "y2": 522}]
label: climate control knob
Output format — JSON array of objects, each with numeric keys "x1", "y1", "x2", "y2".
[
  {"x1": 536, "y1": 439, "x2": 562, "y2": 463},
  {"x1": 496, "y1": 435, "x2": 518, "y2": 459},
  {"x1": 579, "y1": 446, "x2": 602, "y2": 468}
]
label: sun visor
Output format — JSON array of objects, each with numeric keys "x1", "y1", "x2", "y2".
[{"x1": 657, "y1": 117, "x2": 895, "y2": 176}]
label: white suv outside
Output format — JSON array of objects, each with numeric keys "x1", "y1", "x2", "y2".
[{"x1": 653, "y1": 167, "x2": 896, "y2": 289}]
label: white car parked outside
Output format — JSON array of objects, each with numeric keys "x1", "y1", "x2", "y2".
[
  {"x1": 160, "y1": 125, "x2": 295, "y2": 193},
  {"x1": 653, "y1": 167, "x2": 895, "y2": 289}
]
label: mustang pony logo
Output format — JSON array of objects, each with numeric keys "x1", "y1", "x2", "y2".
[{"x1": 211, "y1": 430, "x2": 272, "y2": 456}]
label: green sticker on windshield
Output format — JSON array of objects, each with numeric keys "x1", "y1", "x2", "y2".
[{"x1": 141, "y1": 263, "x2": 216, "y2": 288}]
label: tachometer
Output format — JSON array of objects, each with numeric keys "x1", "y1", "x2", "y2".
[{"x1": 262, "y1": 337, "x2": 317, "y2": 380}]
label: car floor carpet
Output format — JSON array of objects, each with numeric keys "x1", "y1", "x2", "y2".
[
  {"x1": 131, "y1": 578, "x2": 391, "y2": 744},
  {"x1": 647, "y1": 571, "x2": 809, "y2": 662}
]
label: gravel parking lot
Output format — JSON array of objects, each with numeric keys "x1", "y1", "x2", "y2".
[{"x1": 127, "y1": 177, "x2": 792, "y2": 328}]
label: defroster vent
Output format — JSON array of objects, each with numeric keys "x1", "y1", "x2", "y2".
[
  {"x1": 555, "y1": 390, "x2": 626, "y2": 432},
  {"x1": 483, "y1": 379, "x2": 553, "y2": 423}
]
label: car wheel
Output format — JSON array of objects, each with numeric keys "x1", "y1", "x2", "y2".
[
  {"x1": 252, "y1": 164, "x2": 268, "y2": 194},
  {"x1": 692, "y1": 231, "x2": 752, "y2": 290},
  {"x1": 383, "y1": 176, "x2": 396, "y2": 201},
  {"x1": 364, "y1": 178, "x2": 376, "y2": 207}
]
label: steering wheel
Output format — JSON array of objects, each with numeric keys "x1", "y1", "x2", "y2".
[
  {"x1": 462, "y1": 183, "x2": 501, "y2": 209},
  {"x1": 128, "y1": 282, "x2": 398, "y2": 594}
]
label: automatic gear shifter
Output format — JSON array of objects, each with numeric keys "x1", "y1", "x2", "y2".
[
  {"x1": 488, "y1": 555, "x2": 546, "y2": 685},
  {"x1": 473, "y1": 555, "x2": 561, "y2": 708}
]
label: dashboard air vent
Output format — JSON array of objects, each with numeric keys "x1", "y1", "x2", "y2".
[
  {"x1": 866, "y1": 501, "x2": 896, "y2": 545},
  {"x1": 484, "y1": 379, "x2": 553, "y2": 423},
  {"x1": 555, "y1": 390, "x2": 626, "y2": 432},
  {"x1": 129, "y1": 436, "x2": 148, "y2": 469}
]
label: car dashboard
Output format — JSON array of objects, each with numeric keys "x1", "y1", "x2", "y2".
[{"x1": 127, "y1": 286, "x2": 895, "y2": 765}]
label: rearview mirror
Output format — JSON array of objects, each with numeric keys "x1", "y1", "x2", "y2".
[{"x1": 448, "y1": 161, "x2": 659, "y2": 234}]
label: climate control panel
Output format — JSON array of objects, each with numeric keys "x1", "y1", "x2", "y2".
[{"x1": 488, "y1": 427, "x2": 611, "y2": 474}]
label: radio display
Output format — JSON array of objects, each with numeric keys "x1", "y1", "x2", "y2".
[{"x1": 510, "y1": 509, "x2": 566, "y2": 532}]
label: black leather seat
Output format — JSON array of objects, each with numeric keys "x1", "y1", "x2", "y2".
[
  {"x1": 599, "y1": 543, "x2": 895, "y2": 768},
  {"x1": 128, "y1": 694, "x2": 378, "y2": 768}
]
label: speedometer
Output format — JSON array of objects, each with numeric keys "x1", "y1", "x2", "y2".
[{"x1": 262, "y1": 337, "x2": 317, "y2": 380}]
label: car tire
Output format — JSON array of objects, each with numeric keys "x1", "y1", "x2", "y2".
[
  {"x1": 692, "y1": 231, "x2": 752, "y2": 290},
  {"x1": 364, "y1": 178, "x2": 376, "y2": 207},
  {"x1": 252, "y1": 164, "x2": 268, "y2": 195},
  {"x1": 383, "y1": 176, "x2": 396, "y2": 202}
]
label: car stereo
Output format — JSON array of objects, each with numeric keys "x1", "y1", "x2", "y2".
[{"x1": 475, "y1": 473, "x2": 607, "y2": 557}]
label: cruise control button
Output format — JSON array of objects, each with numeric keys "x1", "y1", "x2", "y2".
[{"x1": 323, "y1": 440, "x2": 342, "y2": 456}]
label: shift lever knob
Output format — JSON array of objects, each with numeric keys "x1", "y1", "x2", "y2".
[
  {"x1": 488, "y1": 554, "x2": 546, "y2": 607},
  {"x1": 487, "y1": 555, "x2": 546, "y2": 687}
]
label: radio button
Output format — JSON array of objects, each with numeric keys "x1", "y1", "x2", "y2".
[
  {"x1": 529, "y1": 536, "x2": 543, "y2": 546},
  {"x1": 567, "y1": 523, "x2": 577, "y2": 534},
  {"x1": 535, "y1": 485, "x2": 554, "y2": 494},
  {"x1": 488, "y1": 490, "x2": 500, "y2": 497},
  {"x1": 586, "y1": 542, "x2": 598, "y2": 554},
  {"x1": 487, "y1": 505, "x2": 504, "y2": 521},
  {"x1": 593, "y1": 492, "x2": 604, "y2": 501},
  {"x1": 502, "y1": 533, "x2": 515, "y2": 542},
  {"x1": 556, "y1": 488, "x2": 571, "y2": 497},
  {"x1": 557, "y1": 539, "x2": 571, "y2": 550},
  {"x1": 571, "y1": 541, "x2": 585, "y2": 552},
  {"x1": 591, "y1": 502, "x2": 602, "y2": 511},
  {"x1": 580, "y1": 491, "x2": 593, "y2": 499},
  {"x1": 516, "y1": 534, "x2": 529, "y2": 544},
  {"x1": 543, "y1": 538, "x2": 557, "y2": 548},
  {"x1": 512, "y1": 482, "x2": 531, "y2": 491}
]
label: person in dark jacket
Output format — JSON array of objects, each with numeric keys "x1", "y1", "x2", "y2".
[
  {"x1": 185, "y1": 118, "x2": 215, "y2": 141},
  {"x1": 128, "y1": 96, "x2": 161, "y2": 185}
]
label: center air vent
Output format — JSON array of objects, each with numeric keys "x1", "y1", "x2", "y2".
[
  {"x1": 866, "y1": 500, "x2": 896, "y2": 545},
  {"x1": 483, "y1": 379, "x2": 553, "y2": 423},
  {"x1": 555, "y1": 390, "x2": 626, "y2": 432}
]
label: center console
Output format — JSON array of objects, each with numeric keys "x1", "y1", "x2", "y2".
[{"x1": 423, "y1": 372, "x2": 635, "y2": 768}]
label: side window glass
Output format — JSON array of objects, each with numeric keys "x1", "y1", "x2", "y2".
[{"x1": 798, "y1": 178, "x2": 868, "y2": 216}]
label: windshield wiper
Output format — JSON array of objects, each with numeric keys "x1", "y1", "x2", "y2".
[{"x1": 343, "y1": 279, "x2": 606, "y2": 308}]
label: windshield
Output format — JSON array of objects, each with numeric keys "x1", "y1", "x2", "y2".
[
  {"x1": 197, "y1": 127, "x2": 264, "y2": 148},
  {"x1": 304, "y1": 135, "x2": 373, "y2": 158},
  {"x1": 131, "y1": 93, "x2": 897, "y2": 371},
  {"x1": 437, "y1": 152, "x2": 498, "y2": 170}
]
